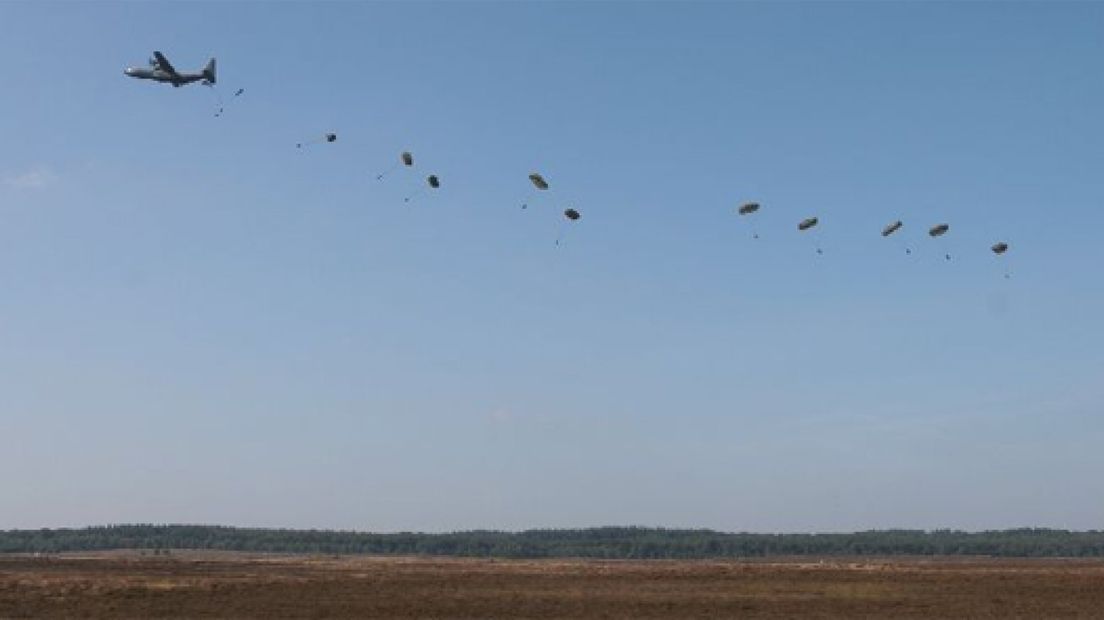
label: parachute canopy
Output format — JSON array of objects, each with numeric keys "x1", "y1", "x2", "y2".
[
  {"x1": 882, "y1": 220, "x2": 903, "y2": 237},
  {"x1": 402, "y1": 151, "x2": 414, "y2": 166},
  {"x1": 529, "y1": 173, "x2": 549, "y2": 191},
  {"x1": 992, "y1": 242, "x2": 1009, "y2": 255},
  {"x1": 427, "y1": 175, "x2": 440, "y2": 189},
  {"x1": 564, "y1": 208, "x2": 581, "y2": 221},
  {"x1": 738, "y1": 202, "x2": 760, "y2": 215},
  {"x1": 929, "y1": 223, "x2": 949, "y2": 237},
  {"x1": 798, "y1": 217, "x2": 818, "y2": 231}
]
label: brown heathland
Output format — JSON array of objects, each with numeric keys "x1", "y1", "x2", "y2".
[{"x1": 2, "y1": 553, "x2": 1104, "y2": 618}]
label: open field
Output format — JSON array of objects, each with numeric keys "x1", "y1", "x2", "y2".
[{"x1": 3, "y1": 553, "x2": 1104, "y2": 618}]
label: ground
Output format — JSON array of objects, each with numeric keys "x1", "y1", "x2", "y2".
[{"x1": 2, "y1": 552, "x2": 1104, "y2": 618}]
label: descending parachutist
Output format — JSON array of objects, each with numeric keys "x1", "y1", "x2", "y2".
[
  {"x1": 928, "y1": 223, "x2": 952, "y2": 262},
  {"x1": 555, "y1": 208, "x2": 581, "y2": 247},
  {"x1": 297, "y1": 132, "x2": 337, "y2": 149},
  {"x1": 521, "y1": 173, "x2": 550, "y2": 210},
  {"x1": 992, "y1": 242, "x2": 1011, "y2": 278},
  {"x1": 378, "y1": 151, "x2": 414, "y2": 181},
  {"x1": 737, "y1": 202, "x2": 761, "y2": 241},
  {"x1": 798, "y1": 216, "x2": 821, "y2": 256},
  {"x1": 404, "y1": 174, "x2": 440, "y2": 203}
]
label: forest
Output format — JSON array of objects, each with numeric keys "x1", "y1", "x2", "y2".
[{"x1": 3, "y1": 526, "x2": 1104, "y2": 558}]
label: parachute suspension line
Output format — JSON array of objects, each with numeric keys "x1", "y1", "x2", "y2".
[
  {"x1": 377, "y1": 159, "x2": 399, "y2": 179},
  {"x1": 403, "y1": 174, "x2": 440, "y2": 204},
  {"x1": 810, "y1": 236, "x2": 824, "y2": 255},
  {"x1": 892, "y1": 236, "x2": 909, "y2": 255}
]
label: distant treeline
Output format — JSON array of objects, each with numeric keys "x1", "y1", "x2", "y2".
[{"x1": 3, "y1": 525, "x2": 1104, "y2": 558}]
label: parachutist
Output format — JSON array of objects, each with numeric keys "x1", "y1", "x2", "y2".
[{"x1": 297, "y1": 132, "x2": 337, "y2": 149}]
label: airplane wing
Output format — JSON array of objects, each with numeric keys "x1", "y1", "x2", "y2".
[{"x1": 152, "y1": 51, "x2": 180, "y2": 77}]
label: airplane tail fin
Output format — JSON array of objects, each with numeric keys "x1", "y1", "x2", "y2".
[{"x1": 202, "y1": 58, "x2": 216, "y2": 85}]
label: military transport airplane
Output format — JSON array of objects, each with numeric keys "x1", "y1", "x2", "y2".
[{"x1": 125, "y1": 51, "x2": 215, "y2": 87}]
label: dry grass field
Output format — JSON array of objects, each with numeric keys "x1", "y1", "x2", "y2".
[{"x1": 2, "y1": 552, "x2": 1104, "y2": 618}]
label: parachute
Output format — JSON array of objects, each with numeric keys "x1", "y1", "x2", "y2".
[
  {"x1": 928, "y1": 224, "x2": 951, "y2": 260},
  {"x1": 522, "y1": 172, "x2": 550, "y2": 209},
  {"x1": 798, "y1": 217, "x2": 822, "y2": 254},
  {"x1": 882, "y1": 220, "x2": 910, "y2": 254},
  {"x1": 992, "y1": 242, "x2": 1011, "y2": 278},
  {"x1": 737, "y1": 202, "x2": 761, "y2": 239},
  {"x1": 403, "y1": 174, "x2": 440, "y2": 203},
  {"x1": 556, "y1": 208, "x2": 581, "y2": 247},
  {"x1": 377, "y1": 151, "x2": 415, "y2": 181},
  {"x1": 297, "y1": 132, "x2": 337, "y2": 148}
]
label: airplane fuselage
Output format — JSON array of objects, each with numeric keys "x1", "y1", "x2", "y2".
[{"x1": 124, "y1": 67, "x2": 207, "y2": 87}]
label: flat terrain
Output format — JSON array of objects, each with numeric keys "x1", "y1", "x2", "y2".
[{"x1": 3, "y1": 553, "x2": 1104, "y2": 618}]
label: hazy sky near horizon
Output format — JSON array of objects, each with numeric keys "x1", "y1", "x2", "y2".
[{"x1": 1, "y1": 2, "x2": 1102, "y2": 533}]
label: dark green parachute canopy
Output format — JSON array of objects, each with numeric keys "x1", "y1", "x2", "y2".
[
  {"x1": 882, "y1": 220, "x2": 903, "y2": 237},
  {"x1": 798, "y1": 217, "x2": 818, "y2": 231},
  {"x1": 992, "y1": 242, "x2": 1009, "y2": 255},
  {"x1": 427, "y1": 175, "x2": 440, "y2": 189},
  {"x1": 564, "y1": 208, "x2": 581, "y2": 221},
  {"x1": 529, "y1": 173, "x2": 549, "y2": 190},
  {"x1": 929, "y1": 223, "x2": 950, "y2": 237},
  {"x1": 402, "y1": 151, "x2": 414, "y2": 166},
  {"x1": 738, "y1": 202, "x2": 760, "y2": 215}
]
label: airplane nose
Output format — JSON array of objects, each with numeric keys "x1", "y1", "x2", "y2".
[{"x1": 124, "y1": 67, "x2": 135, "y2": 76}]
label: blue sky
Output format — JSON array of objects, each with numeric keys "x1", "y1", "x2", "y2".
[{"x1": 1, "y1": 2, "x2": 1102, "y2": 532}]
